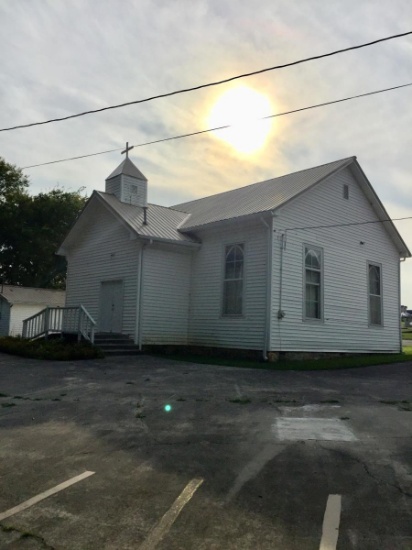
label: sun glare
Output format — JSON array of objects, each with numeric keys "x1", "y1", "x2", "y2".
[{"x1": 208, "y1": 86, "x2": 273, "y2": 154}]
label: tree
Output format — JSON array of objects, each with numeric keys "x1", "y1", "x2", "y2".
[
  {"x1": 0, "y1": 157, "x2": 29, "y2": 201},
  {"x1": 0, "y1": 157, "x2": 87, "y2": 289}
]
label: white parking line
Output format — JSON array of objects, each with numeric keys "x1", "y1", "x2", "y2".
[
  {"x1": 139, "y1": 478, "x2": 203, "y2": 550},
  {"x1": 0, "y1": 471, "x2": 95, "y2": 522},
  {"x1": 319, "y1": 494, "x2": 341, "y2": 550}
]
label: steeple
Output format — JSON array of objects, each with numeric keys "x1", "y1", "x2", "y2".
[{"x1": 105, "y1": 144, "x2": 148, "y2": 207}]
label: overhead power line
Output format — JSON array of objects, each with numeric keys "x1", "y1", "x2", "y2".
[
  {"x1": 3, "y1": 30, "x2": 412, "y2": 133},
  {"x1": 22, "y1": 80, "x2": 412, "y2": 170}
]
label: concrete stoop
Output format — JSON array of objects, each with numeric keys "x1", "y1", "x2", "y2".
[{"x1": 94, "y1": 333, "x2": 141, "y2": 356}]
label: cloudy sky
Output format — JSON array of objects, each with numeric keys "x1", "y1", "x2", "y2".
[{"x1": 1, "y1": 0, "x2": 412, "y2": 304}]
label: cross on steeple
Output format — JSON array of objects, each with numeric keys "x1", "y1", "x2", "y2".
[{"x1": 121, "y1": 141, "x2": 134, "y2": 158}]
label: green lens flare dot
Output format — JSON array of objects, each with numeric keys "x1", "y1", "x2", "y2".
[{"x1": 164, "y1": 404, "x2": 172, "y2": 412}]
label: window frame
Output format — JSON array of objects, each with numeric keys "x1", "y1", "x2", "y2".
[
  {"x1": 222, "y1": 242, "x2": 245, "y2": 317},
  {"x1": 367, "y1": 261, "x2": 383, "y2": 327},
  {"x1": 343, "y1": 183, "x2": 349, "y2": 200},
  {"x1": 303, "y1": 244, "x2": 324, "y2": 322}
]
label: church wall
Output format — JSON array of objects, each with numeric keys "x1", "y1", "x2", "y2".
[
  {"x1": 65, "y1": 200, "x2": 140, "y2": 337},
  {"x1": 269, "y1": 166, "x2": 401, "y2": 353},
  {"x1": 141, "y1": 245, "x2": 192, "y2": 345},
  {"x1": 188, "y1": 219, "x2": 268, "y2": 350}
]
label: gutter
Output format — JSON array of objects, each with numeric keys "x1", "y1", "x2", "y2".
[{"x1": 138, "y1": 235, "x2": 201, "y2": 248}]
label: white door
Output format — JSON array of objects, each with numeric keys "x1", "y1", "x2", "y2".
[{"x1": 99, "y1": 280, "x2": 124, "y2": 333}]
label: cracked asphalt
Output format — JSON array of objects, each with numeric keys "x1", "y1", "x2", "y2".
[{"x1": 0, "y1": 351, "x2": 411, "y2": 549}]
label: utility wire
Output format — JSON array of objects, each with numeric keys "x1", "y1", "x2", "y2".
[
  {"x1": 22, "y1": 146, "x2": 122, "y2": 168},
  {"x1": 22, "y1": 80, "x2": 412, "y2": 170},
  {"x1": 3, "y1": 30, "x2": 412, "y2": 133}
]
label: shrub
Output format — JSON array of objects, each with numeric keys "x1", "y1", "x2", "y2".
[{"x1": 0, "y1": 336, "x2": 104, "y2": 360}]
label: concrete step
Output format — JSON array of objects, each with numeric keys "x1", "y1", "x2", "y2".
[
  {"x1": 96, "y1": 342, "x2": 137, "y2": 348},
  {"x1": 102, "y1": 348, "x2": 142, "y2": 356},
  {"x1": 95, "y1": 333, "x2": 131, "y2": 341},
  {"x1": 94, "y1": 333, "x2": 141, "y2": 356},
  {"x1": 95, "y1": 339, "x2": 133, "y2": 346}
]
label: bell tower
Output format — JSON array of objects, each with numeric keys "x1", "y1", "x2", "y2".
[{"x1": 105, "y1": 142, "x2": 147, "y2": 206}]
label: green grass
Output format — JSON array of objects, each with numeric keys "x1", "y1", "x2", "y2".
[
  {"x1": 402, "y1": 328, "x2": 412, "y2": 340},
  {"x1": 0, "y1": 336, "x2": 104, "y2": 361},
  {"x1": 228, "y1": 397, "x2": 251, "y2": 404},
  {"x1": 151, "y1": 347, "x2": 412, "y2": 371}
]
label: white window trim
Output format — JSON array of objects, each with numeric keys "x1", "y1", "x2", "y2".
[
  {"x1": 303, "y1": 244, "x2": 324, "y2": 322},
  {"x1": 367, "y1": 261, "x2": 383, "y2": 327},
  {"x1": 222, "y1": 242, "x2": 245, "y2": 317}
]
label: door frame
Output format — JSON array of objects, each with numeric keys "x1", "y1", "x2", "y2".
[{"x1": 98, "y1": 279, "x2": 124, "y2": 333}]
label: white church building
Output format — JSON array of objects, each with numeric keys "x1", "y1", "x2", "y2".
[{"x1": 57, "y1": 154, "x2": 410, "y2": 357}]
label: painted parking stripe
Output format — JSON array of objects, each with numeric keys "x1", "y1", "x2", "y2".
[
  {"x1": 139, "y1": 478, "x2": 203, "y2": 550},
  {"x1": 0, "y1": 471, "x2": 95, "y2": 522},
  {"x1": 319, "y1": 494, "x2": 341, "y2": 550}
]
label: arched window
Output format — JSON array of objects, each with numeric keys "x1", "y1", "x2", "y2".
[
  {"x1": 223, "y1": 244, "x2": 244, "y2": 315},
  {"x1": 304, "y1": 246, "x2": 323, "y2": 320}
]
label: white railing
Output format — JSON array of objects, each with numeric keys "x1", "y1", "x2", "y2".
[{"x1": 22, "y1": 306, "x2": 96, "y2": 343}]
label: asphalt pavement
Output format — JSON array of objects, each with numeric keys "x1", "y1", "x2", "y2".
[{"x1": 0, "y1": 352, "x2": 411, "y2": 549}]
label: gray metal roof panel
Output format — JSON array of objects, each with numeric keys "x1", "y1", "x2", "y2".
[
  {"x1": 0, "y1": 285, "x2": 66, "y2": 306},
  {"x1": 173, "y1": 157, "x2": 354, "y2": 230},
  {"x1": 106, "y1": 157, "x2": 147, "y2": 181},
  {"x1": 96, "y1": 192, "x2": 198, "y2": 243}
]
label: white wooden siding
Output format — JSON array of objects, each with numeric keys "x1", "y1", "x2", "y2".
[
  {"x1": 188, "y1": 221, "x2": 268, "y2": 349},
  {"x1": 65, "y1": 200, "x2": 140, "y2": 337},
  {"x1": 0, "y1": 298, "x2": 10, "y2": 336},
  {"x1": 270, "y1": 167, "x2": 401, "y2": 352},
  {"x1": 141, "y1": 246, "x2": 192, "y2": 345}
]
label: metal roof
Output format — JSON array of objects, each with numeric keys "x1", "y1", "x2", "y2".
[
  {"x1": 106, "y1": 157, "x2": 147, "y2": 181},
  {"x1": 96, "y1": 192, "x2": 198, "y2": 244},
  {"x1": 173, "y1": 157, "x2": 354, "y2": 230},
  {"x1": 0, "y1": 285, "x2": 66, "y2": 306},
  {"x1": 60, "y1": 156, "x2": 410, "y2": 257}
]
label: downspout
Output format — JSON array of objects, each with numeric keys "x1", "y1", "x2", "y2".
[
  {"x1": 277, "y1": 230, "x2": 286, "y2": 353},
  {"x1": 136, "y1": 242, "x2": 148, "y2": 350},
  {"x1": 399, "y1": 256, "x2": 406, "y2": 353},
  {"x1": 260, "y1": 215, "x2": 273, "y2": 361}
]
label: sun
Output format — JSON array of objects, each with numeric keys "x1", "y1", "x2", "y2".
[{"x1": 208, "y1": 86, "x2": 273, "y2": 154}]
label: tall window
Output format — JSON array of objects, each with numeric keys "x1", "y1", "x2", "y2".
[
  {"x1": 304, "y1": 245, "x2": 323, "y2": 320},
  {"x1": 343, "y1": 184, "x2": 349, "y2": 199},
  {"x1": 223, "y1": 244, "x2": 244, "y2": 315},
  {"x1": 368, "y1": 263, "x2": 382, "y2": 325}
]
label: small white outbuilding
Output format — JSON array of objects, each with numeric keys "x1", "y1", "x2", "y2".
[
  {"x1": 57, "y1": 155, "x2": 410, "y2": 356},
  {"x1": 0, "y1": 285, "x2": 65, "y2": 337}
]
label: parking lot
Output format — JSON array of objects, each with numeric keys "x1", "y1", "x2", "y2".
[{"x1": 1, "y1": 351, "x2": 412, "y2": 549}]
